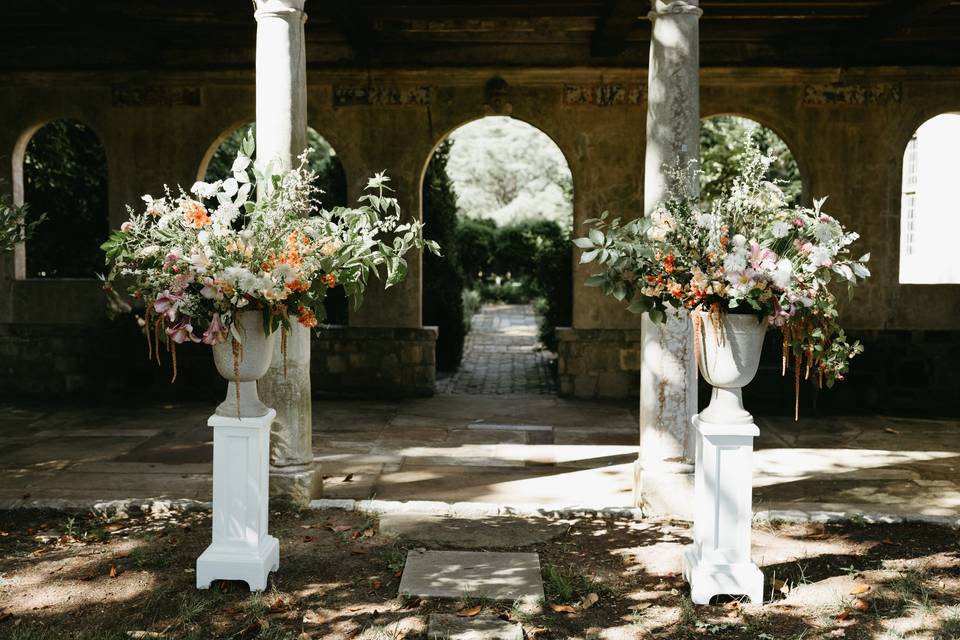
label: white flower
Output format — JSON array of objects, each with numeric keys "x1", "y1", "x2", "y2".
[
  {"x1": 772, "y1": 221, "x2": 791, "y2": 238},
  {"x1": 222, "y1": 265, "x2": 250, "y2": 285},
  {"x1": 808, "y1": 246, "x2": 833, "y2": 269},
  {"x1": 696, "y1": 213, "x2": 714, "y2": 228},
  {"x1": 240, "y1": 229, "x2": 254, "y2": 240},
  {"x1": 813, "y1": 221, "x2": 835, "y2": 244},
  {"x1": 772, "y1": 258, "x2": 793, "y2": 289},
  {"x1": 724, "y1": 252, "x2": 747, "y2": 273},
  {"x1": 221, "y1": 178, "x2": 239, "y2": 197},
  {"x1": 214, "y1": 202, "x2": 240, "y2": 225},
  {"x1": 197, "y1": 230, "x2": 210, "y2": 246},
  {"x1": 191, "y1": 181, "x2": 219, "y2": 199},
  {"x1": 239, "y1": 272, "x2": 271, "y2": 294},
  {"x1": 732, "y1": 234, "x2": 747, "y2": 248}
]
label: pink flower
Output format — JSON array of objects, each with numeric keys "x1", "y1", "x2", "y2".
[
  {"x1": 120, "y1": 221, "x2": 133, "y2": 232},
  {"x1": 202, "y1": 313, "x2": 229, "y2": 345},
  {"x1": 799, "y1": 241, "x2": 814, "y2": 255},
  {"x1": 166, "y1": 317, "x2": 201, "y2": 344},
  {"x1": 749, "y1": 242, "x2": 777, "y2": 271},
  {"x1": 153, "y1": 292, "x2": 182, "y2": 321},
  {"x1": 792, "y1": 218, "x2": 805, "y2": 227}
]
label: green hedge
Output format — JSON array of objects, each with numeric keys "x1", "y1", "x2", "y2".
[{"x1": 422, "y1": 140, "x2": 467, "y2": 372}]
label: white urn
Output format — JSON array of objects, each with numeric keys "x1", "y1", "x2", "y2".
[
  {"x1": 211, "y1": 310, "x2": 277, "y2": 418},
  {"x1": 693, "y1": 310, "x2": 768, "y2": 425}
]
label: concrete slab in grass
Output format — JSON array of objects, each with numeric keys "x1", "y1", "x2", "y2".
[
  {"x1": 399, "y1": 550, "x2": 544, "y2": 607},
  {"x1": 427, "y1": 614, "x2": 523, "y2": 640}
]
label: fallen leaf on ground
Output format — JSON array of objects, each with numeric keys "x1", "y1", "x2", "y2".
[
  {"x1": 580, "y1": 592, "x2": 599, "y2": 610},
  {"x1": 297, "y1": 633, "x2": 311, "y2": 640},
  {"x1": 105, "y1": 523, "x2": 127, "y2": 533},
  {"x1": 835, "y1": 610, "x2": 850, "y2": 621},
  {"x1": 724, "y1": 601, "x2": 740, "y2": 611},
  {"x1": 884, "y1": 427, "x2": 900, "y2": 434},
  {"x1": 238, "y1": 619, "x2": 268, "y2": 639},
  {"x1": 114, "y1": 552, "x2": 131, "y2": 559},
  {"x1": 361, "y1": 527, "x2": 375, "y2": 538},
  {"x1": 221, "y1": 607, "x2": 242, "y2": 616},
  {"x1": 302, "y1": 610, "x2": 324, "y2": 625},
  {"x1": 458, "y1": 606, "x2": 482, "y2": 617},
  {"x1": 549, "y1": 603, "x2": 577, "y2": 614},
  {"x1": 328, "y1": 525, "x2": 352, "y2": 533},
  {"x1": 829, "y1": 630, "x2": 846, "y2": 638},
  {"x1": 851, "y1": 598, "x2": 869, "y2": 611},
  {"x1": 849, "y1": 584, "x2": 871, "y2": 596},
  {"x1": 371, "y1": 578, "x2": 382, "y2": 590},
  {"x1": 109, "y1": 566, "x2": 119, "y2": 578},
  {"x1": 267, "y1": 597, "x2": 285, "y2": 614}
]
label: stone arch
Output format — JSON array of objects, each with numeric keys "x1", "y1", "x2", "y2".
[
  {"x1": 12, "y1": 118, "x2": 109, "y2": 279},
  {"x1": 898, "y1": 111, "x2": 960, "y2": 284},
  {"x1": 419, "y1": 114, "x2": 575, "y2": 382},
  {"x1": 700, "y1": 111, "x2": 808, "y2": 205}
]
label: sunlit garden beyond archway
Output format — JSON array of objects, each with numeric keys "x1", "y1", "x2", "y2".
[{"x1": 422, "y1": 116, "x2": 573, "y2": 393}]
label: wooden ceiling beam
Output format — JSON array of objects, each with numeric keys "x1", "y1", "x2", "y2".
[
  {"x1": 591, "y1": 0, "x2": 647, "y2": 56},
  {"x1": 857, "y1": 0, "x2": 954, "y2": 42},
  {"x1": 316, "y1": 5, "x2": 377, "y2": 62}
]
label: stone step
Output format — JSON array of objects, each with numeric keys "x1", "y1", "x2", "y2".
[
  {"x1": 427, "y1": 614, "x2": 523, "y2": 640},
  {"x1": 399, "y1": 550, "x2": 544, "y2": 608}
]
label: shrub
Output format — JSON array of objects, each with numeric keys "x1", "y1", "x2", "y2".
[
  {"x1": 455, "y1": 217, "x2": 497, "y2": 280},
  {"x1": 422, "y1": 140, "x2": 466, "y2": 371}
]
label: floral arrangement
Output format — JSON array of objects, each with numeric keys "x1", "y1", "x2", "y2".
[
  {"x1": 576, "y1": 139, "x2": 870, "y2": 417},
  {"x1": 101, "y1": 134, "x2": 439, "y2": 379}
]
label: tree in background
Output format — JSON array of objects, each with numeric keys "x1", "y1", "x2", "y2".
[
  {"x1": 23, "y1": 119, "x2": 107, "y2": 278},
  {"x1": 447, "y1": 117, "x2": 572, "y2": 226},
  {"x1": 423, "y1": 140, "x2": 467, "y2": 371},
  {"x1": 700, "y1": 115, "x2": 802, "y2": 207}
]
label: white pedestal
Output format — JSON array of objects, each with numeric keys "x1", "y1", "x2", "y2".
[
  {"x1": 197, "y1": 409, "x2": 279, "y2": 592},
  {"x1": 683, "y1": 416, "x2": 763, "y2": 604}
]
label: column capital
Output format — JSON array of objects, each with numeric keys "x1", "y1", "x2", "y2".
[
  {"x1": 649, "y1": 0, "x2": 702, "y2": 19},
  {"x1": 254, "y1": 0, "x2": 305, "y2": 20}
]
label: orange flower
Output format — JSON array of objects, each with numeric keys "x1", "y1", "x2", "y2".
[
  {"x1": 324, "y1": 273, "x2": 336, "y2": 288},
  {"x1": 667, "y1": 281, "x2": 684, "y2": 300},
  {"x1": 183, "y1": 201, "x2": 211, "y2": 229},
  {"x1": 287, "y1": 279, "x2": 309, "y2": 293},
  {"x1": 663, "y1": 254, "x2": 676, "y2": 274},
  {"x1": 297, "y1": 305, "x2": 317, "y2": 328}
]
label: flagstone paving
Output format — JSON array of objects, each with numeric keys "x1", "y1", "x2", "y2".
[
  {"x1": 427, "y1": 614, "x2": 524, "y2": 640},
  {"x1": 0, "y1": 395, "x2": 959, "y2": 520},
  {"x1": 436, "y1": 304, "x2": 555, "y2": 395},
  {"x1": 399, "y1": 550, "x2": 545, "y2": 606}
]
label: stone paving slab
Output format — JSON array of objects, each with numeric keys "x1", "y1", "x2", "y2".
[
  {"x1": 427, "y1": 614, "x2": 523, "y2": 640},
  {"x1": 399, "y1": 550, "x2": 544, "y2": 604}
]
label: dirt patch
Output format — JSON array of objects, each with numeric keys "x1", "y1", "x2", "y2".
[{"x1": 0, "y1": 509, "x2": 958, "y2": 639}]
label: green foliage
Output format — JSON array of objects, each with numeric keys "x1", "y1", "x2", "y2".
[
  {"x1": 701, "y1": 115, "x2": 802, "y2": 207},
  {"x1": 459, "y1": 218, "x2": 572, "y2": 350},
  {"x1": 423, "y1": 140, "x2": 467, "y2": 371},
  {"x1": 0, "y1": 182, "x2": 44, "y2": 255},
  {"x1": 205, "y1": 124, "x2": 348, "y2": 209},
  {"x1": 543, "y1": 564, "x2": 574, "y2": 602},
  {"x1": 23, "y1": 119, "x2": 107, "y2": 278}
]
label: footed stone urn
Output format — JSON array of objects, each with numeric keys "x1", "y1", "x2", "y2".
[
  {"x1": 683, "y1": 311, "x2": 767, "y2": 605},
  {"x1": 212, "y1": 311, "x2": 276, "y2": 418}
]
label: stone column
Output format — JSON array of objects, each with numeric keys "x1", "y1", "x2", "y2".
[
  {"x1": 635, "y1": 0, "x2": 702, "y2": 517},
  {"x1": 253, "y1": 0, "x2": 318, "y2": 506}
]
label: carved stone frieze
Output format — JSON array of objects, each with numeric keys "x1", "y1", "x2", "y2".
[
  {"x1": 563, "y1": 84, "x2": 643, "y2": 106},
  {"x1": 802, "y1": 82, "x2": 902, "y2": 106},
  {"x1": 333, "y1": 86, "x2": 431, "y2": 107},
  {"x1": 111, "y1": 85, "x2": 202, "y2": 107}
]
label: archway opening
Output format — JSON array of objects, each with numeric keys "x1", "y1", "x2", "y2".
[
  {"x1": 19, "y1": 119, "x2": 108, "y2": 279},
  {"x1": 423, "y1": 115, "x2": 573, "y2": 394},
  {"x1": 202, "y1": 123, "x2": 350, "y2": 322},
  {"x1": 700, "y1": 115, "x2": 802, "y2": 207},
  {"x1": 899, "y1": 113, "x2": 960, "y2": 284}
]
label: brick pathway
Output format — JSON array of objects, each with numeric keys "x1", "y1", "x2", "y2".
[{"x1": 436, "y1": 304, "x2": 555, "y2": 395}]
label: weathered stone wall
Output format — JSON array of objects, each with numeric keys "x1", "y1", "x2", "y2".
[
  {"x1": 311, "y1": 326, "x2": 437, "y2": 398},
  {"x1": 556, "y1": 328, "x2": 641, "y2": 399},
  {"x1": 0, "y1": 68, "x2": 958, "y2": 407}
]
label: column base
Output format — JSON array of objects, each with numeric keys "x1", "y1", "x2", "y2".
[
  {"x1": 197, "y1": 535, "x2": 280, "y2": 592},
  {"x1": 270, "y1": 463, "x2": 321, "y2": 506},
  {"x1": 683, "y1": 544, "x2": 764, "y2": 604},
  {"x1": 633, "y1": 459, "x2": 694, "y2": 519}
]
